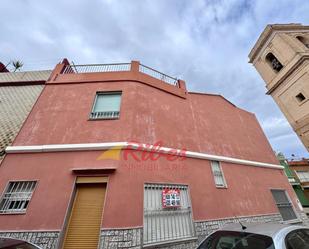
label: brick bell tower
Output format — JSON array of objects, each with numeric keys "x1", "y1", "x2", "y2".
[{"x1": 249, "y1": 23, "x2": 309, "y2": 152}]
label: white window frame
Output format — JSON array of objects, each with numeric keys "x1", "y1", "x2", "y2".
[
  {"x1": 0, "y1": 181, "x2": 37, "y2": 214},
  {"x1": 270, "y1": 189, "x2": 298, "y2": 222},
  {"x1": 143, "y1": 183, "x2": 195, "y2": 246},
  {"x1": 210, "y1": 161, "x2": 227, "y2": 188},
  {"x1": 90, "y1": 91, "x2": 122, "y2": 120}
]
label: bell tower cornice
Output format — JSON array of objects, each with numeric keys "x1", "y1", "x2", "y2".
[{"x1": 249, "y1": 23, "x2": 309, "y2": 63}]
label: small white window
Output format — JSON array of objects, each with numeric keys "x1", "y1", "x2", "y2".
[
  {"x1": 211, "y1": 161, "x2": 227, "y2": 188},
  {"x1": 143, "y1": 184, "x2": 195, "y2": 245},
  {"x1": 271, "y1": 189, "x2": 297, "y2": 221},
  {"x1": 90, "y1": 92, "x2": 121, "y2": 119},
  {"x1": 0, "y1": 181, "x2": 36, "y2": 214},
  {"x1": 295, "y1": 171, "x2": 309, "y2": 183}
]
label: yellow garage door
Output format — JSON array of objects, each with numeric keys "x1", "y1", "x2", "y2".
[{"x1": 62, "y1": 183, "x2": 106, "y2": 249}]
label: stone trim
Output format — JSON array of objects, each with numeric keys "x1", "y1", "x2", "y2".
[
  {"x1": 195, "y1": 212, "x2": 309, "y2": 244},
  {"x1": 195, "y1": 213, "x2": 283, "y2": 243},
  {"x1": 0, "y1": 213, "x2": 307, "y2": 249},
  {"x1": 99, "y1": 212, "x2": 309, "y2": 249},
  {"x1": 298, "y1": 211, "x2": 309, "y2": 226},
  {"x1": 0, "y1": 231, "x2": 60, "y2": 249},
  {"x1": 100, "y1": 228, "x2": 142, "y2": 249}
]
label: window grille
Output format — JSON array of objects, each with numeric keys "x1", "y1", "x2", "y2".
[
  {"x1": 271, "y1": 189, "x2": 297, "y2": 221},
  {"x1": 0, "y1": 181, "x2": 36, "y2": 214},
  {"x1": 90, "y1": 92, "x2": 121, "y2": 120},
  {"x1": 143, "y1": 184, "x2": 195, "y2": 245},
  {"x1": 295, "y1": 171, "x2": 309, "y2": 183},
  {"x1": 210, "y1": 161, "x2": 227, "y2": 188},
  {"x1": 62, "y1": 63, "x2": 131, "y2": 74}
]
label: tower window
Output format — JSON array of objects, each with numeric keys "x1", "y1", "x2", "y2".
[
  {"x1": 266, "y1": 53, "x2": 283, "y2": 72},
  {"x1": 296, "y1": 36, "x2": 309, "y2": 48},
  {"x1": 296, "y1": 93, "x2": 306, "y2": 103}
]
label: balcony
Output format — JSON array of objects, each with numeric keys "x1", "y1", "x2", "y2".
[
  {"x1": 61, "y1": 61, "x2": 178, "y2": 86},
  {"x1": 49, "y1": 60, "x2": 187, "y2": 99}
]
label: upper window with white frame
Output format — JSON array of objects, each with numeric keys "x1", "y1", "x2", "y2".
[
  {"x1": 0, "y1": 181, "x2": 36, "y2": 214},
  {"x1": 90, "y1": 92, "x2": 122, "y2": 120},
  {"x1": 210, "y1": 161, "x2": 227, "y2": 188},
  {"x1": 143, "y1": 183, "x2": 195, "y2": 245},
  {"x1": 271, "y1": 189, "x2": 297, "y2": 221}
]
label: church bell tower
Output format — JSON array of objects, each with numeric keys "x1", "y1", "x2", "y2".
[{"x1": 249, "y1": 24, "x2": 309, "y2": 152}]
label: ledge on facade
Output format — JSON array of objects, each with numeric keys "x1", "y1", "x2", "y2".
[
  {"x1": 249, "y1": 23, "x2": 309, "y2": 63},
  {"x1": 72, "y1": 167, "x2": 116, "y2": 175},
  {"x1": 6, "y1": 142, "x2": 283, "y2": 170}
]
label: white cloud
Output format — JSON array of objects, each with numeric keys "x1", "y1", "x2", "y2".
[{"x1": 0, "y1": 0, "x2": 308, "y2": 158}]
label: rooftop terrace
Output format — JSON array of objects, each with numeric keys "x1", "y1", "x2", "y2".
[{"x1": 61, "y1": 61, "x2": 179, "y2": 86}]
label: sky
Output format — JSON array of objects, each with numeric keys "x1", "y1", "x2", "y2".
[{"x1": 1, "y1": 0, "x2": 309, "y2": 159}]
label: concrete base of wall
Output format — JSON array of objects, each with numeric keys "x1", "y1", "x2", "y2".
[
  {"x1": 0, "y1": 231, "x2": 60, "y2": 249},
  {"x1": 299, "y1": 211, "x2": 309, "y2": 226},
  {"x1": 100, "y1": 228, "x2": 142, "y2": 249},
  {"x1": 195, "y1": 213, "x2": 283, "y2": 243},
  {"x1": 1, "y1": 212, "x2": 308, "y2": 249},
  {"x1": 99, "y1": 212, "x2": 308, "y2": 249}
]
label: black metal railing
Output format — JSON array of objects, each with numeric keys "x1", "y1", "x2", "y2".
[
  {"x1": 62, "y1": 63, "x2": 131, "y2": 74},
  {"x1": 62, "y1": 62, "x2": 179, "y2": 86},
  {"x1": 139, "y1": 64, "x2": 178, "y2": 85},
  {"x1": 89, "y1": 111, "x2": 120, "y2": 120}
]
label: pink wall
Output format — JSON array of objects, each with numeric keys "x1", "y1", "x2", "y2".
[
  {"x1": 13, "y1": 79, "x2": 276, "y2": 164},
  {"x1": 0, "y1": 65, "x2": 293, "y2": 231},
  {"x1": 0, "y1": 151, "x2": 298, "y2": 230}
]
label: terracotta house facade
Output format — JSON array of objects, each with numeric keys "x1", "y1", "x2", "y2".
[{"x1": 0, "y1": 60, "x2": 307, "y2": 249}]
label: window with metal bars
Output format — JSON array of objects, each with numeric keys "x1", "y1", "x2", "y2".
[
  {"x1": 143, "y1": 184, "x2": 195, "y2": 245},
  {"x1": 271, "y1": 189, "x2": 297, "y2": 221},
  {"x1": 90, "y1": 92, "x2": 122, "y2": 120},
  {"x1": 0, "y1": 181, "x2": 36, "y2": 214},
  {"x1": 210, "y1": 161, "x2": 227, "y2": 188}
]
